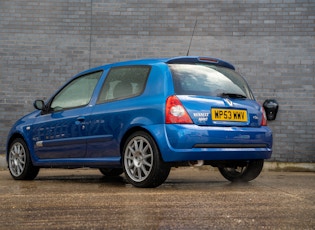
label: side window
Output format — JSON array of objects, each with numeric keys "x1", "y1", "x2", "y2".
[
  {"x1": 50, "y1": 71, "x2": 102, "y2": 111},
  {"x1": 97, "y1": 66, "x2": 150, "y2": 104}
]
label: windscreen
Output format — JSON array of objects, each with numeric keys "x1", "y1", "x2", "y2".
[{"x1": 169, "y1": 64, "x2": 254, "y2": 99}]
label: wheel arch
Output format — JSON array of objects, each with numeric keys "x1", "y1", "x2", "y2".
[
  {"x1": 6, "y1": 133, "x2": 23, "y2": 159},
  {"x1": 120, "y1": 126, "x2": 163, "y2": 159},
  {"x1": 120, "y1": 126, "x2": 148, "y2": 153},
  {"x1": 6, "y1": 132, "x2": 33, "y2": 163}
]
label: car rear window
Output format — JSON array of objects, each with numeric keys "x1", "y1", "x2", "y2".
[{"x1": 169, "y1": 64, "x2": 254, "y2": 99}]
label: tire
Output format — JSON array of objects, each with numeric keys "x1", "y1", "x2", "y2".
[
  {"x1": 99, "y1": 168, "x2": 124, "y2": 177},
  {"x1": 218, "y1": 160, "x2": 264, "y2": 182},
  {"x1": 122, "y1": 131, "x2": 171, "y2": 188},
  {"x1": 8, "y1": 138, "x2": 40, "y2": 180}
]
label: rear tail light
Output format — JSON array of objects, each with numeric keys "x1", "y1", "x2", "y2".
[
  {"x1": 261, "y1": 106, "x2": 267, "y2": 126},
  {"x1": 165, "y1": 95, "x2": 193, "y2": 124}
]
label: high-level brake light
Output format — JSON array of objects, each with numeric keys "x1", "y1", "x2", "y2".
[{"x1": 198, "y1": 57, "x2": 219, "y2": 63}]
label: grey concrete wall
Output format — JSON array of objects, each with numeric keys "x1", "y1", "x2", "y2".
[{"x1": 1, "y1": 0, "x2": 314, "y2": 162}]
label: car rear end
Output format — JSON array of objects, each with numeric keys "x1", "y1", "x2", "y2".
[{"x1": 160, "y1": 57, "x2": 272, "y2": 162}]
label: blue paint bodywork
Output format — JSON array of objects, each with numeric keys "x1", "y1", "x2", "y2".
[{"x1": 6, "y1": 56, "x2": 272, "y2": 168}]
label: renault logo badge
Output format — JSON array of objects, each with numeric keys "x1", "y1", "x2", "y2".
[{"x1": 224, "y1": 98, "x2": 233, "y2": 107}]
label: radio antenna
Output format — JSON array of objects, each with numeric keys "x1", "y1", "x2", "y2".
[{"x1": 186, "y1": 19, "x2": 198, "y2": 56}]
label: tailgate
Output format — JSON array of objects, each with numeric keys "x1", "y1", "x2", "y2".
[{"x1": 177, "y1": 95, "x2": 263, "y2": 127}]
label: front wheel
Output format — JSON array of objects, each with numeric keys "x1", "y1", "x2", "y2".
[
  {"x1": 122, "y1": 131, "x2": 171, "y2": 188},
  {"x1": 8, "y1": 138, "x2": 39, "y2": 180},
  {"x1": 218, "y1": 160, "x2": 264, "y2": 182}
]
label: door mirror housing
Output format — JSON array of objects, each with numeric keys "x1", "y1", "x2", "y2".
[
  {"x1": 33, "y1": 100, "x2": 45, "y2": 111},
  {"x1": 263, "y1": 99, "x2": 279, "y2": 121}
]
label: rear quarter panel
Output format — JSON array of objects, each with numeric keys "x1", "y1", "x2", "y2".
[{"x1": 86, "y1": 64, "x2": 172, "y2": 159}]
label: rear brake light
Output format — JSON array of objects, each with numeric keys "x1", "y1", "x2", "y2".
[
  {"x1": 261, "y1": 106, "x2": 267, "y2": 126},
  {"x1": 165, "y1": 96, "x2": 193, "y2": 124}
]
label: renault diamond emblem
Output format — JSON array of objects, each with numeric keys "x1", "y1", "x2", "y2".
[{"x1": 224, "y1": 98, "x2": 233, "y2": 107}]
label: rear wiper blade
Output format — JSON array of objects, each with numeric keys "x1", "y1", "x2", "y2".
[{"x1": 218, "y1": 93, "x2": 247, "y2": 99}]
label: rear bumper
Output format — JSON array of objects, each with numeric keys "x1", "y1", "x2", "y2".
[
  {"x1": 160, "y1": 146, "x2": 272, "y2": 162},
  {"x1": 147, "y1": 124, "x2": 272, "y2": 162}
]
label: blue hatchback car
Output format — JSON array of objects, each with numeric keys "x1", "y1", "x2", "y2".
[{"x1": 6, "y1": 56, "x2": 272, "y2": 187}]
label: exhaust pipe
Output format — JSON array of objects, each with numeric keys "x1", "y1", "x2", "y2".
[{"x1": 188, "y1": 160, "x2": 204, "y2": 167}]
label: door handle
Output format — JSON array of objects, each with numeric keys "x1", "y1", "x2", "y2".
[
  {"x1": 75, "y1": 116, "x2": 85, "y2": 125},
  {"x1": 77, "y1": 116, "x2": 85, "y2": 122}
]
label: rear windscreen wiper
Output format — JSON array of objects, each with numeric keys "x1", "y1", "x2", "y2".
[{"x1": 218, "y1": 93, "x2": 247, "y2": 99}]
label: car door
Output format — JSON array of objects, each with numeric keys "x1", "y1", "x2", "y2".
[
  {"x1": 86, "y1": 66, "x2": 151, "y2": 159},
  {"x1": 32, "y1": 71, "x2": 103, "y2": 159}
]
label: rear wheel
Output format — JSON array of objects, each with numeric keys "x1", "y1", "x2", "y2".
[
  {"x1": 8, "y1": 138, "x2": 39, "y2": 180},
  {"x1": 122, "y1": 131, "x2": 171, "y2": 188},
  {"x1": 218, "y1": 160, "x2": 264, "y2": 182}
]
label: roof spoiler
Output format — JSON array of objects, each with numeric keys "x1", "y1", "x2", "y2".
[{"x1": 166, "y1": 56, "x2": 235, "y2": 70}]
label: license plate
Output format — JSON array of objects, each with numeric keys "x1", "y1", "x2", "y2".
[{"x1": 211, "y1": 108, "x2": 247, "y2": 122}]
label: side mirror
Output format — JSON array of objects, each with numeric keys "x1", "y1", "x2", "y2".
[
  {"x1": 263, "y1": 99, "x2": 279, "y2": 121},
  {"x1": 33, "y1": 100, "x2": 45, "y2": 111}
]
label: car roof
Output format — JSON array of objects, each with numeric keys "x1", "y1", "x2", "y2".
[{"x1": 77, "y1": 56, "x2": 235, "y2": 77}]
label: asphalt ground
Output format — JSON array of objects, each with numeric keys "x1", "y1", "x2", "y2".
[{"x1": 0, "y1": 166, "x2": 314, "y2": 229}]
